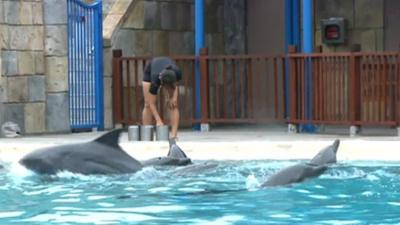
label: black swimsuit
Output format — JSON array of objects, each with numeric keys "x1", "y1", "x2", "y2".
[{"x1": 143, "y1": 57, "x2": 182, "y2": 95}]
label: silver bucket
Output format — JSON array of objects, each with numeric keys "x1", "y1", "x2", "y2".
[
  {"x1": 127, "y1": 125, "x2": 140, "y2": 141},
  {"x1": 155, "y1": 125, "x2": 169, "y2": 141},
  {"x1": 140, "y1": 125, "x2": 154, "y2": 141}
]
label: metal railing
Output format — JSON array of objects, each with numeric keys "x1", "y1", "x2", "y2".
[
  {"x1": 112, "y1": 49, "x2": 400, "y2": 127},
  {"x1": 112, "y1": 49, "x2": 286, "y2": 126},
  {"x1": 288, "y1": 51, "x2": 400, "y2": 126}
]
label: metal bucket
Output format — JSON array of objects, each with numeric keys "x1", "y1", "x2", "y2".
[
  {"x1": 140, "y1": 125, "x2": 154, "y2": 141},
  {"x1": 155, "y1": 125, "x2": 169, "y2": 141},
  {"x1": 128, "y1": 125, "x2": 140, "y2": 141}
]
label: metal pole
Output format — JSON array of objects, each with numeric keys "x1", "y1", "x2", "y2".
[
  {"x1": 194, "y1": 0, "x2": 204, "y2": 130},
  {"x1": 302, "y1": 0, "x2": 315, "y2": 132},
  {"x1": 285, "y1": 0, "x2": 301, "y2": 118}
]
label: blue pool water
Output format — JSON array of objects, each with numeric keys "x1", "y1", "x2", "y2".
[{"x1": 1, "y1": 160, "x2": 400, "y2": 225}]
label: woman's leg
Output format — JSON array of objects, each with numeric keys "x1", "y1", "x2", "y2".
[
  {"x1": 169, "y1": 106, "x2": 180, "y2": 139},
  {"x1": 164, "y1": 86, "x2": 180, "y2": 139},
  {"x1": 142, "y1": 81, "x2": 154, "y2": 125}
]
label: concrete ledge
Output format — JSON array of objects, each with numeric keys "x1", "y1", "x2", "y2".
[{"x1": 1, "y1": 130, "x2": 400, "y2": 163}]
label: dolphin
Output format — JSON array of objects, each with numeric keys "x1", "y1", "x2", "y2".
[
  {"x1": 261, "y1": 163, "x2": 327, "y2": 187},
  {"x1": 261, "y1": 139, "x2": 341, "y2": 187},
  {"x1": 172, "y1": 161, "x2": 219, "y2": 176},
  {"x1": 309, "y1": 139, "x2": 340, "y2": 166},
  {"x1": 141, "y1": 139, "x2": 192, "y2": 167},
  {"x1": 19, "y1": 129, "x2": 143, "y2": 175}
]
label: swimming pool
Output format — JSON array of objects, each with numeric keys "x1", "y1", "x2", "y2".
[{"x1": 0, "y1": 160, "x2": 399, "y2": 224}]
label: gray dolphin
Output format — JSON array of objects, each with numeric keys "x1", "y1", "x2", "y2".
[
  {"x1": 141, "y1": 139, "x2": 192, "y2": 167},
  {"x1": 261, "y1": 163, "x2": 327, "y2": 187},
  {"x1": 19, "y1": 129, "x2": 143, "y2": 175},
  {"x1": 261, "y1": 139, "x2": 340, "y2": 187},
  {"x1": 309, "y1": 139, "x2": 340, "y2": 166},
  {"x1": 172, "y1": 161, "x2": 219, "y2": 176}
]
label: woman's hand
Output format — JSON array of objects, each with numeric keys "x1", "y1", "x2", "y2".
[
  {"x1": 156, "y1": 119, "x2": 164, "y2": 126},
  {"x1": 165, "y1": 86, "x2": 178, "y2": 109},
  {"x1": 166, "y1": 98, "x2": 178, "y2": 109}
]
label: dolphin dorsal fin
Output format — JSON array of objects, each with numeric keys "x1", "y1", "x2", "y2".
[{"x1": 93, "y1": 129, "x2": 124, "y2": 148}]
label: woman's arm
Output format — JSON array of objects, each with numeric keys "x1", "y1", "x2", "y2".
[{"x1": 148, "y1": 93, "x2": 164, "y2": 125}]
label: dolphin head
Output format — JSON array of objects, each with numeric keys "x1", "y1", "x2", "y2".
[
  {"x1": 168, "y1": 138, "x2": 188, "y2": 159},
  {"x1": 142, "y1": 138, "x2": 192, "y2": 167},
  {"x1": 309, "y1": 139, "x2": 340, "y2": 166}
]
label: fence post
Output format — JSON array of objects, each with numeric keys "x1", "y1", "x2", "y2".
[
  {"x1": 112, "y1": 49, "x2": 123, "y2": 126},
  {"x1": 288, "y1": 45, "x2": 298, "y2": 133},
  {"x1": 199, "y1": 48, "x2": 210, "y2": 131},
  {"x1": 349, "y1": 53, "x2": 361, "y2": 136},
  {"x1": 397, "y1": 53, "x2": 400, "y2": 135}
]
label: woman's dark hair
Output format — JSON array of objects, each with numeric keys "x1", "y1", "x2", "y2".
[{"x1": 160, "y1": 67, "x2": 177, "y2": 87}]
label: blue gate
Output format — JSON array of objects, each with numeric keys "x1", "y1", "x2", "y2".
[{"x1": 67, "y1": 0, "x2": 103, "y2": 130}]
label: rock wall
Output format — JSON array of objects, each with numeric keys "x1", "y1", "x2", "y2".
[
  {"x1": 0, "y1": 0, "x2": 248, "y2": 133},
  {"x1": 0, "y1": 0, "x2": 69, "y2": 134},
  {"x1": 0, "y1": 0, "x2": 47, "y2": 134},
  {"x1": 111, "y1": 0, "x2": 229, "y2": 57},
  {"x1": 43, "y1": 0, "x2": 70, "y2": 132},
  {"x1": 223, "y1": 0, "x2": 245, "y2": 54}
]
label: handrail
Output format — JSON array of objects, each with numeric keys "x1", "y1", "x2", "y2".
[{"x1": 112, "y1": 50, "x2": 400, "y2": 127}]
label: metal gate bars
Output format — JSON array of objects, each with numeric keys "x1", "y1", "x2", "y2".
[{"x1": 67, "y1": 0, "x2": 103, "y2": 130}]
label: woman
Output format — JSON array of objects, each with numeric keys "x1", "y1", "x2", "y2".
[{"x1": 142, "y1": 57, "x2": 182, "y2": 140}]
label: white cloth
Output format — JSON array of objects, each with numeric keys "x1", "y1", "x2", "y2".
[{"x1": 1, "y1": 121, "x2": 21, "y2": 138}]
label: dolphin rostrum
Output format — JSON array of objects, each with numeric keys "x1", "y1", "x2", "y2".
[
  {"x1": 141, "y1": 138, "x2": 192, "y2": 167},
  {"x1": 19, "y1": 129, "x2": 143, "y2": 175},
  {"x1": 309, "y1": 139, "x2": 340, "y2": 166}
]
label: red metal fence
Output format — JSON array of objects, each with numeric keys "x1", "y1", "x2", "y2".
[
  {"x1": 112, "y1": 49, "x2": 287, "y2": 126},
  {"x1": 288, "y1": 52, "x2": 400, "y2": 126},
  {"x1": 112, "y1": 49, "x2": 400, "y2": 127}
]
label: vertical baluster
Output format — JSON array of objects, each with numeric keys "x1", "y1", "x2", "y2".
[
  {"x1": 134, "y1": 60, "x2": 139, "y2": 123},
  {"x1": 239, "y1": 59, "x2": 245, "y2": 119},
  {"x1": 214, "y1": 59, "x2": 220, "y2": 120},
  {"x1": 265, "y1": 58, "x2": 270, "y2": 118},
  {"x1": 191, "y1": 60, "x2": 196, "y2": 121},
  {"x1": 248, "y1": 58, "x2": 254, "y2": 120},
  {"x1": 273, "y1": 57, "x2": 279, "y2": 120},
  {"x1": 231, "y1": 59, "x2": 237, "y2": 119},
  {"x1": 126, "y1": 60, "x2": 132, "y2": 122},
  {"x1": 223, "y1": 59, "x2": 228, "y2": 119}
]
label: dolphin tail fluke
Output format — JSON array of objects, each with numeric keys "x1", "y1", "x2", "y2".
[
  {"x1": 94, "y1": 129, "x2": 124, "y2": 148},
  {"x1": 332, "y1": 139, "x2": 340, "y2": 153}
]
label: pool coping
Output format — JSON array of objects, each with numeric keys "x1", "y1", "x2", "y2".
[{"x1": 1, "y1": 129, "x2": 400, "y2": 163}]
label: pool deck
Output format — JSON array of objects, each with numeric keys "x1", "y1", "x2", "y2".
[{"x1": 1, "y1": 125, "x2": 400, "y2": 162}]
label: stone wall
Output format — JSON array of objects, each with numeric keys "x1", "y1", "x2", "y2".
[
  {"x1": 0, "y1": 0, "x2": 47, "y2": 134},
  {"x1": 0, "y1": 0, "x2": 69, "y2": 135},
  {"x1": 0, "y1": 0, "x2": 247, "y2": 133},
  {"x1": 223, "y1": 0, "x2": 245, "y2": 54},
  {"x1": 111, "y1": 0, "x2": 227, "y2": 57},
  {"x1": 315, "y1": 0, "x2": 384, "y2": 52},
  {"x1": 43, "y1": 0, "x2": 69, "y2": 132}
]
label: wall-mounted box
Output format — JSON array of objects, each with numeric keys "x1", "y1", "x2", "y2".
[{"x1": 321, "y1": 17, "x2": 346, "y2": 45}]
